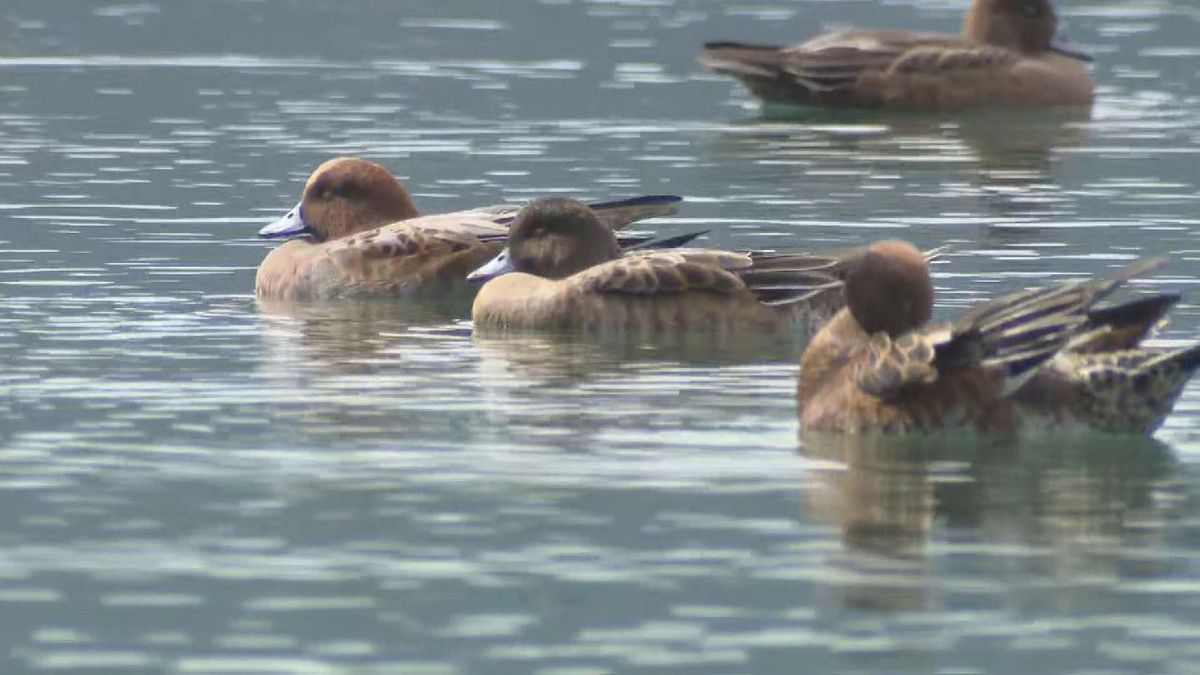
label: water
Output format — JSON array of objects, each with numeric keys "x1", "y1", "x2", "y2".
[{"x1": 2, "y1": 0, "x2": 1200, "y2": 672}]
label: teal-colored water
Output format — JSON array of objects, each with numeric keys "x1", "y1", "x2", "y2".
[{"x1": 2, "y1": 1, "x2": 1199, "y2": 672}]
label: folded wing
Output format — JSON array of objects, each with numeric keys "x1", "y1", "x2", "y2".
[{"x1": 855, "y1": 257, "x2": 1167, "y2": 400}]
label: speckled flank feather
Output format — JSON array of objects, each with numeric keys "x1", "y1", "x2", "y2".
[
  {"x1": 1027, "y1": 347, "x2": 1200, "y2": 433},
  {"x1": 1014, "y1": 293, "x2": 1200, "y2": 433},
  {"x1": 700, "y1": 0, "x2": 1094, "y2": 111}
]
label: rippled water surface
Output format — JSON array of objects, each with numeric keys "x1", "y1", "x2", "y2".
[{"x1": 2, "y1": 0, "x2": 1200, "y2": 672}]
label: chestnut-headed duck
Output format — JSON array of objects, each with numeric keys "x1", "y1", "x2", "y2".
[
  {"x1": 700, "y1": 0, "x2": 1093, "y2": 111},
  {"x1": 797, "y1": 241, "x2": 1200, "y2": 435},
  {"x1": 467, "y1": 197, "x2": 858, "y2": 336},
  {"x1": 255, "y1": 157, "x2": 683, "y2": 301}
]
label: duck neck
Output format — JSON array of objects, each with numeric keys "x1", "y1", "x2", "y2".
[
  {"x1": 961, "y1": 2, "x2": 1052, "y2": 54},
  {"x1": 799, "y1": 309, "x2": 866, "y2": 405}
]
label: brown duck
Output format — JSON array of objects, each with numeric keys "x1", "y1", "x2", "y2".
[
  {"x1": 797, "y1": 241, "x2": 1200, "y2": 435},
  {"x1": 700, "y1": 0, "x2": 1093, "y2": 111},
  {"x1": 467, "y1": 197, "x2": 859, "y2": 336}
]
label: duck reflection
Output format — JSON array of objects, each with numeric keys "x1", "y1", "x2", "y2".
[
  {"x1": 472, "y1": 332, "x2": 803, "y2": 452},
  {"x1": 799, "y1": 430, "x2": 1176, "y2": 611},
  {"x1": 803, "y1": 434, "x2": 935, "y2": 561},
  {"x1": 472, "y1": 328, "x2": 802, "y2": 383},
  {"x1": 471, "y1": 334, "x2": 675, "y2": 452},
  {"x1": 755, "y1": 106, "x2": 1091, "y2": 173},
  {"x1": 472, "y1": 333, "x2": 629, "y2": 385},
  {"x1": 952, "y1": 108, "x2": 1091, "y2": 175},
  {"x1": 702, "y1": 107, "x2": 1091, "y2": 220},
  {"x1": 255, "y1": 296, "x2": 472, "y2": 371},
  {"x1": 251, "y1": 298, "x2": 479, "y2": 447}
]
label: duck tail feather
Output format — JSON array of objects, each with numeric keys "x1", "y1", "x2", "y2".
[{"x1": 587, "y1": 195, "x2": 684, "y2": 231}]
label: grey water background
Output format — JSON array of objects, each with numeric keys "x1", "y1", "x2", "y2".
[{"x1": 2, "y1": 0, "x2": 1200, "y2": 672}]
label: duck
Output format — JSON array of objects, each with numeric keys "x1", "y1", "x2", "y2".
[
  {"x1": 255, "y1": 157, "x2": 684, "y2": 301},
  {"x1": 699, "y1": 0, "x2": 1093, "y2": 111},
  {"x1": 467, "y1": 196, "x2": 857, "y2": 336},
  {"x1": 797, "y1": 240, "x2": 1200, "y2": 435}
]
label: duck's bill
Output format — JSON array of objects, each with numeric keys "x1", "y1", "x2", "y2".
[
  {"x1": 1049, "y1": 41, "x2": 1093, "y2": 63},
  {"x1": 466, "y1": 248, "x2": 515, "y2": 284},
  {"x1": 259, "y1": 202, "x2": 313, "y2": 238}
]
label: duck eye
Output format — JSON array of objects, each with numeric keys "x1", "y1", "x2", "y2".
[{"x1": 309, "y1": 179, "x2": 335, "y2": 201}]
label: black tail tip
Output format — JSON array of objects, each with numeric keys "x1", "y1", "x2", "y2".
[
  {"x1": 1088, "y1": 293, "x2": 1180, "y2": 327},
  {"x1": 703, "y1": 41, "x2": 781, "y2": 52},
  {"x1": 1169, "y1": 342, "x2": 1200, "y2": 373}
]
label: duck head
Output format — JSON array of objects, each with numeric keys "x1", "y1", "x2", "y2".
[
  {"x1": 259, "y1": 157, "x2": 419, "y2": 242},
  {"x1": 468, "y1": 197, "x2": 622, "y2": 283},
  {"x1": 845, "y1": 240, "x2": 934, "y2": 338}
]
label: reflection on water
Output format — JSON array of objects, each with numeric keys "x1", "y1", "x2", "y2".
[
  {"x1": 2, "y1": 0, "x2": 1200, "y2": 672},
  {"x1": 754, "y1": 105, "x2": 1093, "y2": 172},
  {"x1": 257, "y1": 297, "x2": 474, "y2": 368},
  {"x1": 801, "y1": 431, "x2": 1177, "y2": 560},
  {"x1": 702, "y1": 106, "x2": 1094, "y2": 233},
  {"x1": 800, "y1": 430, "x2": 1188, "y2": 623},
  {"x1": 473, "y1": 325, "x2": 806, "y2": 369}
]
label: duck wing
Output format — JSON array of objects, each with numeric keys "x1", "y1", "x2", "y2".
[
  {"x1": 856, "y1": 257, "x2": 1166, "y2": 400},
  {"x1": 781, "y1": 30, "x2": 1015, "y2": 92}
]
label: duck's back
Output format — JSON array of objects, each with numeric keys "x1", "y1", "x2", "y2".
[{"x1": 703, "y1": 29, "x2": 1093, "y2": 110}]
